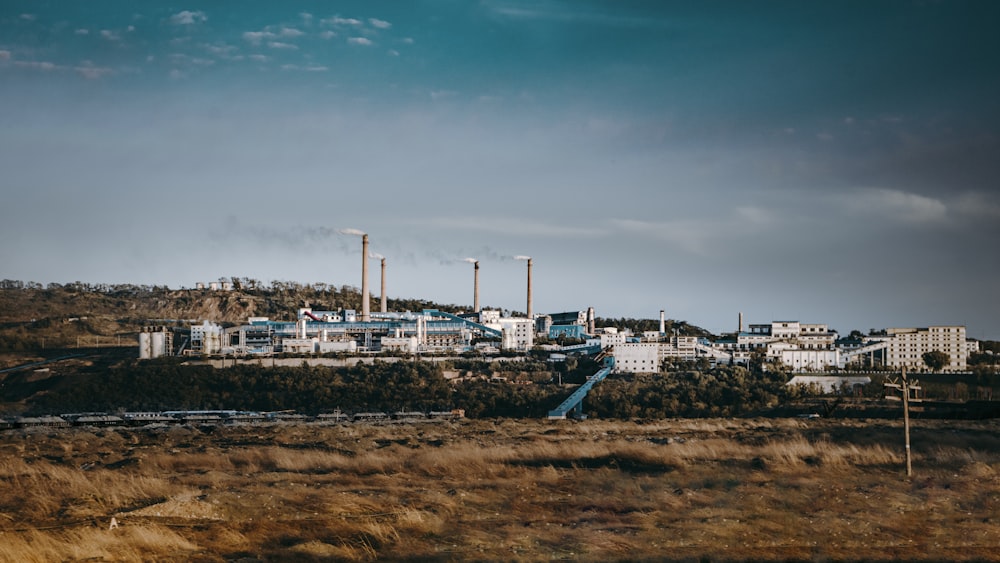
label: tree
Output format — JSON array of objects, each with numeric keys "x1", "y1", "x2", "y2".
[{"x1": 922, "y1": 350, "x2": 950, "y2": 373}]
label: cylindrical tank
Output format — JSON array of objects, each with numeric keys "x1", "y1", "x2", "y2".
[
  {"x1": 151, "y1": 331, "x2": 166, "y2": 358},
  {"x1": 138, "y1": 331, "x2": 152, "y2": 359}
]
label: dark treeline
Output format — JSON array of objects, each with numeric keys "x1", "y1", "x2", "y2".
[{"x1": 25, "y1": 359, "x2": 809, "y2": 419}]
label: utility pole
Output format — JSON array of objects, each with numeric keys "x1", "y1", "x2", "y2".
[
  {"x1": 885, "y1": 365, "x2": 921, "y2": 477},
  {"x1": 902, "y1": 366, "x2": 912, "y2": 477}
]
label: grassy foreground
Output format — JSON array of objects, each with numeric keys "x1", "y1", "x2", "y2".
[{"x1": 1, "y1": 418, "x2": 999, "y2": 562}]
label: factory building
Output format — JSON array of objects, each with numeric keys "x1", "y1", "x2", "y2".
[
  {"x1": 206, "y1": 308, "x2": 506, "y2": 356},
  {"x1": 878, "y1": 326, "x2": 969, "y2": 372}
]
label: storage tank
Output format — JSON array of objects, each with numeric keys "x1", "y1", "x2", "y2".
[{"x1": 138, "y1": 331, "x2": 152, "y2": 359}]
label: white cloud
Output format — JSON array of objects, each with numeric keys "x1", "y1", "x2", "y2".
[
  {"x1": 412, "y1": 217, "x2": 598, "y2": 238},
  {"x1": 20, "y1": 14, "x2": 36, "y2": 21},
  {"x1": 100, "y1": 30, "x2": 120, "y2": 41},
  {"x1": 953, "y1": 192, "x2": 1000, "y2": 219},
  {"x1": 243, "y1": 31, "x2": 276, "y2": 45},
  {"x1": 280, "y1": 27, "x2": 304, "y2": 37},
  {"x1": 348, "y1": 37, "x2": 373, "y2": 46},
  {"x1": 402, "y1": 37, "x2": 414, "y2": 44},
  {"x1": 268, "y1": 41, "x2": 298, "y2": 50},
  {"x1": 320, "y1": 30, "x2": 336, "y2": 39},
  {"x1": 609, "y1": 218, "x2": 715, "y2": 255},
  {"x1": 388, "y1": 49, "x2": 399, "y2": 57},
  {"x1": 323, "y1": 16, "x2": 363, "y2": 26},
  {"x1": 14, "y1": 60, "x2": 58, "y2": 71},
  {"x1": 281, "y1": 64, "x2": 328, "y2": 72},
  {"x1": 249, "y1": 54, "x2": 269, "y2": 63},
  {"x1": 170, "y1": 10, "x2": 207, "y2": 25},
  {"x1": 75, "y1": 65, "x2": 113, "y2": 79},
  {"x1": 736, "y1": 206, "x2": 772, "y2": 225},
  {"x1": 369, "y1": 18, "x2": 391, "y2": 29},
  {"x1": 300, "y1": 12, "x2": 314, "y2": 23},
  {"x1": 75, "y1": 28, "x2": 89, "y2": 35},
  {"x1": 850, "y1": 188, "x2": 947, "y2": 223},
  {"x1": 203, "y1": 43, "x2": 238, "y2": 58}
]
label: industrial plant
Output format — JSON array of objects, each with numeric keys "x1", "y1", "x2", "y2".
[{"x1": 138, "y1": 229, "x2": 979, "y2": 376}]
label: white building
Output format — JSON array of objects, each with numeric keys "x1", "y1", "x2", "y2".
[
  {"x1": 882, "y1": 326, "x2": 968, "y2": 372},
  {"x1": 190, "y1": 321, "x2": 224, "y2": 355},
  {"x1": 613, "y1": 342, "x2": 660, "y2": 374},
  {"x1": 487, "y1": 317, "x2": 534, "y2": 351}
]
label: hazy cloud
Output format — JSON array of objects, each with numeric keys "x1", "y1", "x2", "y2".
[
  {"x1": 268, "y1": 41, "x2": 298, "y2": 50},
  {"x1": 242, "y1": 31, "x2": 276, "y2": 45},
  {"x1": 74, "y1": 28, "x2": 88, "y2": 35},
  {"x1": 279, "y1": 27, "x2": 304, "y2": 37},
  {"x1": 323, "y1": 16, "x2": 363, "y2": 26},
  {"x1": 369, "y1": 18, "x2": 391, "y2": 29},
  {"x1": 849, "y1": 188, "x2": 948, "y2": 224},
  {"x1": 100, "y1": 30, "x2": 120, "y2": 41},
  {"x1": 170, "y1": 10, "x2": 207, "y2": 25},
  {"x1": 348, "y1": 37, "x2": 373, "y2": 46},
  {"x1": 0, "y1": 50, "x2": 10, "y2": 61}
]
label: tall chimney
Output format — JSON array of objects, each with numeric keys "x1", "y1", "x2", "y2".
[
  {"x1": 474, "y1": 261, "x2": 480, "y2": 313},
  {"x1": 660, "y1": 310, "x2": 666, "y2": 334},
  {"x1": 526, "y1": 258, "x2": 533, "y2": 320},
  {"x1": 739, "y1": 311, "x2": 744, "y2": 333},
  {"x1": 380, "y1": 257, "x2": 387, "y2": 314},
  {"x1": 587, "y1": 306, "x2": 595, "y2": 335},
  {"x1": 361, "y1": 234, "x2": 370, "y2": 322}
]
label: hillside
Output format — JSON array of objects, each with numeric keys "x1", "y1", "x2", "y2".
[{"x1": 0, "y1": 280, "x2": 475, "y2": 355}]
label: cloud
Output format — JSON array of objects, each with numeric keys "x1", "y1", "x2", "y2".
[
  {"x1": 170, "y1": 10, "x2": 207, "y2": 25},
  {"x1": 953, "y1": 192, "x2": 1000, "y2": 219},
  {"x1": 75, "y1": 28, "x2": 89, "y2": 35},
  {"x1": 609, "y1": 218, "x2": 715, "y2": 255},
  {"x1": 75, "y1": 65, "x2": 113, "y2": 79},
  {"x1": 20, "y1": 14, "x2": 36, "y2": 21},
  {"x1": 849, "y1": 188, "x2": 948, "y2": 223},
  {"x1": 100, "y1": 30, "x2": 120, "y2": 41},
  {"x1": 249, "y1": 54, "x2": 270, "y2": 63},
  {"x1": 323, "y1": 16, "x2": 363, "y2": 26},
  {"x1": 242, "y1": 31, "x2": 276, "y2": 45},
  {"x1": 320, "y1": 30, "x2": 336, "y2": 39},
  {"x1": 279, "y1": 27, "x2": 304, "y2": 37},
  {"x1": 281, "y1": 64, "x2": 328, "y2": 72},
  {"x1": 268, "y1": 41, "x2": 298, "y2": 50},
  {"x1": 735, "y1": 206, "x2": 772, "y2": 225},
  {"x1": 369, "y1": 18, "x2": 391, "y2": 29},
  {"x1": 348, "y1": 37, "x2": 373, "y2": 46},
  {"x1": 203, "y1": 43, "x2": 238, "y2": 58},
  {"x1": 410, "y1": 217, "x2": 598, "y2": 239},
  {"x1": 14, "y1": 60, "x2": 58, "y2": 71}
]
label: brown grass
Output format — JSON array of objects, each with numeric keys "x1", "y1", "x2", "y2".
[{"x1": 2, "y1": 418, "x2": 1000, "y2": 561}]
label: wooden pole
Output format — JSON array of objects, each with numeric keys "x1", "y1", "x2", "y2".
[{"x1": 903, "y1": 366, "x2": 912, "y2": 477}]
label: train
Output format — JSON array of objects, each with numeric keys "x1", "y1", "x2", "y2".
[{"x1": 0, "y1": 408, "x2": 466, "y2": 430}]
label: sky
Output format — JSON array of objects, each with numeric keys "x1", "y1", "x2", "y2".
[{"x1": 2, "y1": 1, "x2": 999, "y2": 339}]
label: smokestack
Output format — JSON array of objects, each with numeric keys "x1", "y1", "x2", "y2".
[
  {"x1": 380, "y1": 257, "x2": 387, "y2": 314},
  {"x1": 361, "y1": 234, "x2": 370, "y2": 322},
  {"x1": 660, "y1": 310, "x2": 666, "y2": 334},
  {"x1": 526, "y1": 258, "x2": 533, "y2": 320},
  {"x1": 474, "y1": 260, "x2": 480, "y2": 313},
  {"x1": 739, "y1": 311, "x2": 744, "y2": 333},
  {"x1": 587, "y1": 306, "x2": 595, "y2": 334}
]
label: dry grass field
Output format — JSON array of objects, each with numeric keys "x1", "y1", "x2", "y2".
[{"x1": 2, "y1": 417, "x2": 999, "y2": 562}]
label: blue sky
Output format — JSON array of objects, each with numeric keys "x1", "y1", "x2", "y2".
[{"x1": 2, "y1": 1, "x2": 999, "y2": 338}]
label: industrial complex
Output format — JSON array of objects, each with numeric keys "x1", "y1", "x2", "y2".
[{"x1": 138, "y1": 231, "x2": 979, "y2": 375}]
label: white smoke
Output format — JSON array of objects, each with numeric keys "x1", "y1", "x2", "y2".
[
  {"x1": 513, "y1": 255, "x2": 531, "y2": 261},
  {"x1": 337, "y1": 228, "x2": 366, "y2": 236},
  {"x1": 370, "y1": 252, "x2": 385, "y2": 260},
  {"x1": 462, "y1": 257, "x2": 478, "y2": 264}
]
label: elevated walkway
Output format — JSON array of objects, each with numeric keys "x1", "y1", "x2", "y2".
[{"x1": 548, "y1": 354, "x2": 615, "y2": 420}]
